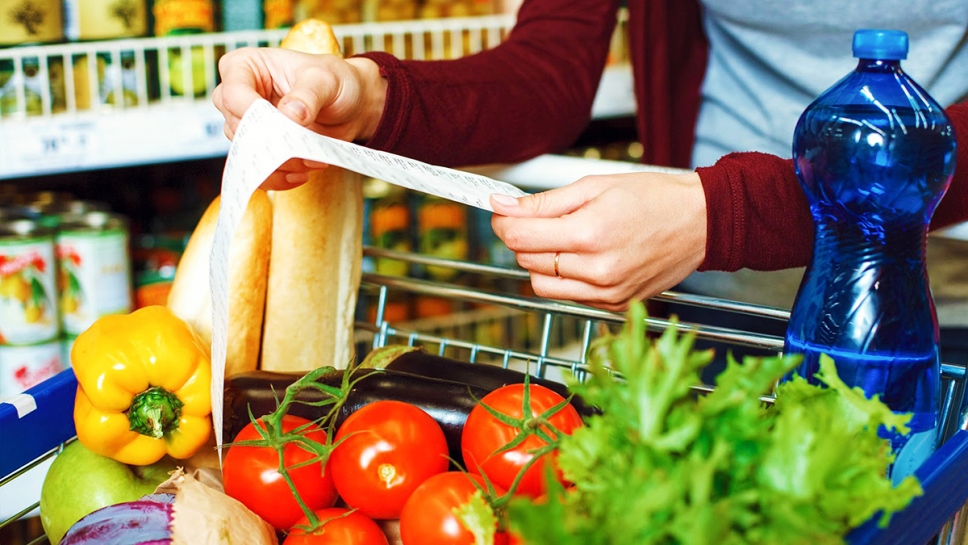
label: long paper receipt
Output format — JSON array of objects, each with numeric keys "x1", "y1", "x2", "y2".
[{"x1": 209, "y1": 98, "x2": 528, "y2": 455}]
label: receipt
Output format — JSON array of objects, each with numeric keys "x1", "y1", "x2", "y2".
[{"x1": 209, "y1": 98, "x2": 528, "y2": 456}]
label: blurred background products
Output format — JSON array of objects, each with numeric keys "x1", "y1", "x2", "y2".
[
  {"x1": 0, "y1": 0, "x2": 64, "y2": 46},
  {"x1": 63, "y1": 0, "x2": 149, "y2": 41}
]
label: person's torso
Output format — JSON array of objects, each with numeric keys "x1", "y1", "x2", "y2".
[
  {"x1": 680, "y1": 0, "x2": 968, "y2": 320},
  {"x1": 692, "y1": 0, "x2": 968, "y2": 168}
]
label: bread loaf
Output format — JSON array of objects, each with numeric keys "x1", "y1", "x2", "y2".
[
  {"x1": 259, "y1": 20, "x2": 364, "y2": 371},
  {"x1": 166, "y1": 191, "x2": 272, "y2": 376}
]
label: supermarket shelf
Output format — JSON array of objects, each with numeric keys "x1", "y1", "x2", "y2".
[
  {"x1": 0, "y1": 102, "x2": 227, "y2": 179},
  {"x1": 0, "y1": 14, "x2": 636, "y2": 180}
]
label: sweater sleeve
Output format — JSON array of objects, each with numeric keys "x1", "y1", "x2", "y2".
[
  {"x1": 355, "y1": 0, "x2": 621, "y2": 167},
  {"x1": 697, "y1": 100, "x2": 968, "y2": 272}
]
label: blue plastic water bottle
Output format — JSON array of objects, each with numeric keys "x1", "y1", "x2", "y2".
[{"x1": 784, "y1": 29, "x2": 957, "y2": 482}]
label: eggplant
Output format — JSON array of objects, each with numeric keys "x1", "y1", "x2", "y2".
[
  {"x1": 224, "y1": 368, "x2": 492, "y2": 465},
  {"x1": 60, "y1": 494, "x2": 174, "y2": 545},
  {"x1": 371, "y1": 348, "x2": 599, "y2": 418}
]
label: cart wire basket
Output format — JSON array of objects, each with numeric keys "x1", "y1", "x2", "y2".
[{"x1": 3, "y1": 247, "x2": 968, "y2": 545}]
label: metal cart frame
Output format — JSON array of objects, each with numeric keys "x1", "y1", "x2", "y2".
[{"x1": 2, "y1": 247, "x2": 968, "y2": 544}]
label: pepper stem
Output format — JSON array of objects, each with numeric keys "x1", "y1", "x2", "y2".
[{"x1": 128, "y1": 386, "x2": 184, "y2": 439}]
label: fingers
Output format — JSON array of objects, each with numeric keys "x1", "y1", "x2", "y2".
[
  {"x1": 490, "y1": 177, "x2": 602, "y2": 218},
  {"x1": 525, "y1": 272, "x2": 635, "y2": 313},
  {"x1": 258, "y1": 159, "x2": 328, "y2": 191},
  {"x1": 276, "y1": 59, "x2": 342, "y2": 126}
]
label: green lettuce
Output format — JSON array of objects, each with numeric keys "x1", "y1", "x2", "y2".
[{"x1": 509, "y1": 302, "x2": 922, "y2": 545}]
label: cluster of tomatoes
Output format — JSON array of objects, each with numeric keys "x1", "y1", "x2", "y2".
[{"x1": 221, "y1": 380, "x2": 584, "y2": 544}]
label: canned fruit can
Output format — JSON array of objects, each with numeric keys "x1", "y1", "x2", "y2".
[
  {"x1": 0, "y1": 340, "x2": 64, "y2": 401},
  {"x1": 73, "y1": 52, "x2": 141, "y2": 109},
  {"x1": 60, "y1": 334, "x2": 76, "y2": 369},
  {"x1": 152, "y1": 0, "x2": 215, "y2": 36},
  {"x1": 0, "y1": 0, "x2": 64, "y2": 46},
  {"x1": 63, "y1": 0, "x2": 148, "y2": 41},
  {"x1": 56, "y1": 212, "x2": 133, "y2": 336},
  {"x1": 418, "y1": 196, "x2": 468, "y2": 281},
  {"x1": 0, "y1": 56, "x2": 67, "y2": 117},
  {"x1": 0, "y1": 220, "x2": 60, "y2": 345}
]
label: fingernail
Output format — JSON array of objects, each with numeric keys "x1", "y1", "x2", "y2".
[
  {"x1": 281, "y1": 100, "x2": 309, "y2": 122},
  {"x1": 491, "y1": 194, "x2": 519, "y2": 207},
  {"x1": 285, "y1": 172, "x2": 309, "y2": 185}
]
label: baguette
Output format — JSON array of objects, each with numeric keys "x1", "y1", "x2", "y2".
[
  {"x1": 259, "y1": 20, "x2": 363, "y2": 371},
  {"x1": 166, "y1": 191, "x2": 272, "y2": 377}
]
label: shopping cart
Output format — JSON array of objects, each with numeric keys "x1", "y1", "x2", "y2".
[{"x1": 2, "y1": 247, "x2": 968, "y2": 544}]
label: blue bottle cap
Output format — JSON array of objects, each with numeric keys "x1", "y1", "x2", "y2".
[{"x1": 853, "y1": 29, "x2": 908, "y2": 60}]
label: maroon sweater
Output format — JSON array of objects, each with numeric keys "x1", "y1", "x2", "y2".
[{"x1": 359, "y1": 0, "x2": 968, "y2": 273}]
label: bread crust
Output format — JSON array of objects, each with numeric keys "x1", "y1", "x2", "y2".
[
  {"x1": 259, "y1": 19, "x2": 364, "y2": 371},
  {"x1": 167, "y1": 191, "x2": 272, "y2": 376}
]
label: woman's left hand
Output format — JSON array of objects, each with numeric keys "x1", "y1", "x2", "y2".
[{"x1": 489, "y1": 171, "x2": 707, "y2": 312}]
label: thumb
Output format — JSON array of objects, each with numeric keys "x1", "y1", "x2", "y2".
[
  {"x1": 277, "y1": 62, "x2": 341, "y2": 127},
  {"x1": 490, "y1": 179, "x2": 598, "y2": 218}
]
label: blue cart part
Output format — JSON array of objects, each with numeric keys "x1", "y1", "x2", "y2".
[
  {"x1": 0, "y1": 369, "x2": 77, "y2": 479},
  {"x1": 848, "y1": 429, "x2": 968, "y2": 544}
]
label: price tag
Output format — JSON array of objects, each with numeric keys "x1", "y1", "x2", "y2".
[{"x1": 15, "y1": 122, "x2": 97, "y2": 166}]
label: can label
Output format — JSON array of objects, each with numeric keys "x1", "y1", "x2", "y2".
[
  {"x1": 0, "y1": 0, "x2": 64, "y2": 46},
  {"x1": 0, "y1": 238, "x2": 59, "y2": 344},
  {"x1": 63, "y1": 0, "x2": 148, "y2": 41},
  {"x1": 0, "y1": 340, "x2": 63, "y2": 400},
  {"x1": 0, "y1": 57, "x2": 67, "y2": 116},
  {"x1": 418, "y1": 198, "x2": 468, "y2": 281},
  {"x1": 264, "y1": 0, "x2": 295, "y2": 29},
  {"x1": 73, "y1": 53, "x2": 140, "y2": 109},
  {"x1": 60, "y1": 335, "x2": 76, "y2": 369},
  {"x1": 57, "y1": 228, "x2": 132, "y2": 336},
  {"x1": 152, "y1": 0, "x2": 215, "y2": 36}
]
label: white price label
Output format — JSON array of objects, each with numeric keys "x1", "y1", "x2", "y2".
[{"x1": 18, "y1": 123, "x2": 97, "y2": 165}]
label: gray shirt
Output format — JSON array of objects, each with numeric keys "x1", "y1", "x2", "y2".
[{"x1": 680, "y1": 0, "x2": 968, "y2": 325}]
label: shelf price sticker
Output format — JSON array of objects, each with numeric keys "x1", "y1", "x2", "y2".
[
  {"x1": 15, "y1": 122, "x2": 97, "y2": 166},
  {"x1": 208, "y1": 98, "x2": 528, "y2": 458}
]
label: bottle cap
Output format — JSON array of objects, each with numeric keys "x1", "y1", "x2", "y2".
[{"x1": 853, "y1": 29, "x2": 908, "y2": 60}]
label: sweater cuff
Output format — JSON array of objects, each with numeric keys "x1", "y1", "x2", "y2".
[
  {"x1": 696, "y1": 152, "x2": 812, "y2": 272},
  {"x1": 353, "y1": 52, "x2": 411, "y2": 152},
  {"x1": 696, "y1": 158, "x2": 745, "y2": 272}
]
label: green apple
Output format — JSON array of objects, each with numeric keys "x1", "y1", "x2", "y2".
[{"x1": 39, "y1": 441, "x2": 177, "y2": 544}]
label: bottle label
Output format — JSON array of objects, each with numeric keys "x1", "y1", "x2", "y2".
[
  {"x1": 890, "y1": 425, "x2": 938, "y2": 485},
  {"x1": 264, "y1": 0, "x2": 294, "y2": 30},
  {"x1": 153, "y1": 0, "x2": 214, "y2": 36}
]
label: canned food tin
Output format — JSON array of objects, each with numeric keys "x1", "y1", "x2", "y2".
[
  {"x1": 0, "y1": 339, "x2": 64, "y2": 401},
  {"x1": 5, "y1": 200, "x2": 111, "y2": 229},
  {"x1": 0, "y1": 56, "x2": 67, "y2": 117},
  {"x1": 60, "y1": 334, "x2": 76, "y2": 369},
  {"x1": 63, "y1": 0, "x2": 148, "y2": 41},
  {"x1": 56, "y1": 212, "x2": 133, "y2": 336},
  {"x1": 73, "y1": 52, "x2": 141, "y2": 109},
  {"x1": 0, "y1": 0, "x2": 64, "y2": 46},
  {"x1": 0, "y1": 220, "x2": 60, "y2": 345}
]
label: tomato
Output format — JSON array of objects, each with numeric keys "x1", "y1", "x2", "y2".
[
  {"x1": 330, "y1": 400, "x2": 449, "y2": 519},
  {"x1": 283, "y1": 508, "x2": 389, "y2": 545},
  {"x1": 461, "y1": 383, "x2": 583, "y2": 498},
  {"x1": 223, "y1": 415, "x2": 338, "y2": 531},
  {"x1": 399, "y1": 471, "x2": 511, "y2": 545}
]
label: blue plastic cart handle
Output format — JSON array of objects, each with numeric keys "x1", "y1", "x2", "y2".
[
  {"x1": 0, "y1": 369, "x2": 78, "y2": 479},
  {"x1": 848, "y1": 429, "x2": 968, "y2": 544}
]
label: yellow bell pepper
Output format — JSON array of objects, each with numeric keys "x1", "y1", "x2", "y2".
[{"x1": 72, "y1": 305, "x2": 212, "y2": 466}]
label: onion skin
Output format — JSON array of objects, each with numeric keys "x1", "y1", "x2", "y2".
[{"x1": 60, "y1": 494, "x2": 174, "y2": 545}]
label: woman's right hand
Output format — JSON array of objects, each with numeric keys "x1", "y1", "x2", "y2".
[{"x1": 212, "y1": 48, "x2": 387, "y2": 189}]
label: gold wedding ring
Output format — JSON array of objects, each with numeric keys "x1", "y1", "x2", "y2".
[{"x1": 554, "y1": 251, "x2": 562, "y2": 278}]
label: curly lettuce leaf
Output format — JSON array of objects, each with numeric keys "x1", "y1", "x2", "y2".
[{"x1": 509, "y1": 302, "x2": 922, "y2": 545}]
